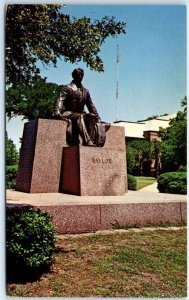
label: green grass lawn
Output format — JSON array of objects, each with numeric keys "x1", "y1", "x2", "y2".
[
  {"x1": 7, "y1": 228, "x2": 187, "y2": 298},
  {"x1": 136, "y1": 176, "x2": 157, "y2": 190}
]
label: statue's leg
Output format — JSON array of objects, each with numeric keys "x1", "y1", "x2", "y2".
[
  {"x1": 62, "y1": 112, "x2": 94, "y2": 146},
  {"x1": 62, "y1": 112, "x2": 80, "y2": 145},
  {"x1": 78, "y1": 114, "x2": 95, "y2": 146},
  {"x1": 83, "y1": 113, "x2": 98, "y2": 144}
]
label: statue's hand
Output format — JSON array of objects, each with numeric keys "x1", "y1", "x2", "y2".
[{"x1": 96, "y1": 116, "x2": 101, "y2": 122}]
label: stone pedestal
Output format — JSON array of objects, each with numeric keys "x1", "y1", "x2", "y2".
[
  {"x1": 61, "y1": 144, "x2": 127, "y2": 196},
  {"x1": 16, "y1": 119, "x2": 68, "y2": 193},
  {"x1": 16, "y1": 118, "x2": 127, "y2": 195}
]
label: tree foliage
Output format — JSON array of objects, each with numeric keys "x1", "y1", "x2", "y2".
[
  {"x1": 126, "y1": 140, "x2": 154, "y2": 176},
  {"x1": 126, "y1": 144, "x2": 138, "y2": 174},
  {"x1": 6, "y1": 77, "x2": 61, "y2": 120},
  {"x1": 6, "y1": 132, "x2": 19, "y2": 165},
  {"x1": 159, "y1": 97, "x2": 187, "y2": 172},
  {"x1": 6, "y1": 4, "x2": 126, "y2": 86},
  {"x1": 6, "y1": 165, "x2": 18, "y2": 189}
]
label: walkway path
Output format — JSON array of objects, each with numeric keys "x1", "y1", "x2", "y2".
[
  {"x1": 7, "y1": 186, "x2": 186, "y2": 205},
  {"x1": 57, "y1": 226, "x2": 187, "y2": 239},
  {"x1": 138, "y1": 181, "x2": 158, "y2": 193}
]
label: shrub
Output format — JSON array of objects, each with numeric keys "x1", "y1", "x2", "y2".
[
  {"x1": 6, "y1": 207, "x2": 56, "y2": 281},
  {"x1": 177, "y1": 166, "x2": 187, "y2": 172},
  {"x1": 127, "y1": 174, "x2": 137, "y2": 190},
  {"x1": 6, "y1": 164, "x2": 18, "y2": 189},
  {"x1": 157, "y1": 172, "x2": 187, "y2": 194}
]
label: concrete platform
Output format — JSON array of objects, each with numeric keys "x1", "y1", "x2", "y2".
[{"x1": 6, "y1": 189, "x2": 187, "y2": 234}]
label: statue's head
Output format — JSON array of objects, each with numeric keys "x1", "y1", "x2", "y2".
[{"x1": 72, "y1": 68, "x2": 84, "y2": 84}]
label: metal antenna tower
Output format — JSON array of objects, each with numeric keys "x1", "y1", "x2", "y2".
[{"x1": 116, "y1": 44, "x2": 120, "y2": 121}]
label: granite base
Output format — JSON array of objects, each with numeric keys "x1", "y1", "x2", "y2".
[
  {"x1": 61, "y1": 145, "x2": 127, "y2": 196},
  {"x1": 16, "y1": 119, "x2": 68, "y2": 193}
]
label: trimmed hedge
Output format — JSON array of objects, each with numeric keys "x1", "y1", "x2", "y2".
[
  {"x1": 6, "y1": 164, "x2": 18, "y2": 189},
  {"x1": 6, "y1": 207, "x2": 56, "y2": 281},
  {"x1": 157, "y1": 172, "x2": 187, "y2": 194},
  {"x1": 127, "y1": 174, "x2": 137, "y2": 190}
]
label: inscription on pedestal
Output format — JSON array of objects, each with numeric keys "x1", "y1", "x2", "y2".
[{"x1": 92, "y1": 157, "x2": 112, "y2": 164}]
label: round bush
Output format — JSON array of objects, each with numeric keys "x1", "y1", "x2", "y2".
[
  {"x1": 127, "y1": 174, "x2": 137, "y2": 190},
  {"x1": 6, "y1": 207, "x2": 56, "y2": 279},
  {"x1": 157, "y1": 172, "x2": 187, "y2": 194}
]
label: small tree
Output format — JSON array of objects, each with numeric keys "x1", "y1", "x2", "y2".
[
  {"x1": 126, "y1": 140, "x2": 153, "y2": 176},
  {"x1": 159, "y1": 97, "x2": 187, "y2": 172},
  {"x1": 6, "y1": 132, "x2": 19, "y2": 165},
  {"x1": 6, "y1": 77, "x2": 61, "y2": 120},
  {"x1": 126, "y1": 145, "x2": 138, "y2": 174}
]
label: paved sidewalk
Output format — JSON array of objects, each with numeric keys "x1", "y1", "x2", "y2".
[
  {"x1": 57, "y1": 226, "x2": 187, "y2": 239},
  {"x1": 138, "y1": 181, "x2": 158, "y2": 193},
  {"x1": 6, "y1": 188, "x2": 186, "y2": 205}
]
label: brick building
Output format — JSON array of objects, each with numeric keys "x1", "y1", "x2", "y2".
[{"x1": 112, "y1": 114, "x2": 176, "y2": 176}]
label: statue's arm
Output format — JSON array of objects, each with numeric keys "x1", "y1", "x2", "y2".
[
  {"x1": 53, "y1": 86, "x2": 68, "y2": 117},
  {"x1": 86, "y1": 90, "x2": 101, "y2": 121}
]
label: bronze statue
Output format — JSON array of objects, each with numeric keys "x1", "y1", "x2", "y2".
[{"x1": 54, "y1": 68, "x2": 110, "y2": 146}]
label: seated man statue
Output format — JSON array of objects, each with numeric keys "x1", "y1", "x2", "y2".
[{"x1": 54, "y1": 68, "x2": 110, "y2": 147}]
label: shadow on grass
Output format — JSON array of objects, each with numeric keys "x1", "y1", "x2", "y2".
[{"x1": 6, "y1": 263, "x2": 53, "y2": 284}]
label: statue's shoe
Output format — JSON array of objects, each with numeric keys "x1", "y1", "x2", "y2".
[{"x1": 85, "y1": 141, "x2": 96, "y2": 147}]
